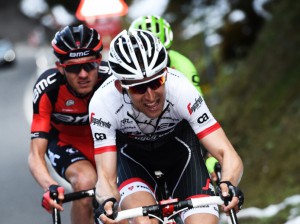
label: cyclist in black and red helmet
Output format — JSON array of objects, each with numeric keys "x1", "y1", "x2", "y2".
[{"x1": 28, "y1": 24, "x2": 111, "y2": 224}]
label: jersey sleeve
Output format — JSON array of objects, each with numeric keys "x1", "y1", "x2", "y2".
[
  {"x1": 31, "y1": 90, "x2": 53, "y2": 139},
  {"x1": 89, "y1": 85, "x2": 118, "y2": 154},
  {"x1": 172, "y1": 73, "x2": 220, "y2": 139},
  {"x1": 169, "y1": 50, "x2": 203, "y2": 95}
]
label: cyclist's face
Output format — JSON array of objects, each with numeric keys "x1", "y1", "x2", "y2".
[
  {"x1": 57, "y1": 56, "x2": 100, "y2": 96},
  {"x1": 127, "y1": 81, "x2": 166, "y2": 119}
]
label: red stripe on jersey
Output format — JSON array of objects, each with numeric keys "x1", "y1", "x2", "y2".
[
  {"x1": 118, "y1": 177, "x2": 154, "y2": 192},
  {"x1": 197, "y1": 122, "x2": 221, "y2": 139},
  {"x1": 94, "y1": 145, "x2": 117, "y2": 154}
]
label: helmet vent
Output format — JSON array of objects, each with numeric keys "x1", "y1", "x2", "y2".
[{"x1": 130, "y1": 35, "x2": 146, "y2": 76}]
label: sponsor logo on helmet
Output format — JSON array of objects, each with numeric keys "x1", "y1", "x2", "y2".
[{"x1": 69, "y1": 50, "x2": 91, "y2": 58}]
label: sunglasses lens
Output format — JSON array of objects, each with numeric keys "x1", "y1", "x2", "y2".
[
  {"x1": 128, "y1": 76, "x2": 166, "y2": 94},
  {"x1": 82, "y1": 62, "x2": 98, "y2": 72},
  {"x1": 63, "y1": 61, "x2": 98, "y2": 74},
  {"x1": 64, "y1": 64, "x2": 82, "y2": 73},
  {"x1": 129, "y1": 85, "x2": 148, "y2": 94},
  {"x1": 149, "y1": 76, "x2": 165, "y2": 89}
]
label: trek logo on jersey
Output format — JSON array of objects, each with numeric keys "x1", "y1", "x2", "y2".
[
  {"x1": 33, "y1": 73, "x2": 57, "y2": 104},
  {"x1": 52, "y1": 113, "x2": 89, "y2": 125},
  {"x1": 187, "y1": 96, "x2": 203, "y2": 115},
  {"x1": 94, "y1": 133, "x2": 107, "y2": 141},
  {"x1": 197, "y1": 113, "x2": 209, "y2": 124},
  {"x1": 156, "y1": 123, "x2": 176, "y2": 131},
  {"x1": 90, "y1": 112, "x2": 112, "y2": 129},
  {"x1": 120, "y1": 118, "x2": 133, "y2": 127}
]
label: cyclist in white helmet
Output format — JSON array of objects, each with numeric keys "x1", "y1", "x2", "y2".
[
  {"x1": 130, "y1": 15, "x2": 219, "y2": 182},
  {"x1": 90, "y1": 29, "x2": 244, "y2": 224}
]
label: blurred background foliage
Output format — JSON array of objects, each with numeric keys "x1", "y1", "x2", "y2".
[{"x1": 211, "y1": 0, "x2": 300, "y2": 208}]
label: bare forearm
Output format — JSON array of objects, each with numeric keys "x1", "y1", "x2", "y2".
[
  {"x1": 95, "y1": 152, "x2": 119, "y2": 203},
  {"x1": 95, "y1": 177, "x2": 120, "y2": 204},
  {"x1": 29, "y1": 139, "x2": 58, "y2": 190},
  {"x1": 201, "y1": 128, "x2": 244, "y2": 186},
  {"x1": 28, "y1": 153, "x2": 58, "y2": 190},
  {"x1": 220, "y1": 151, "x2": 243, "y2": 186}
]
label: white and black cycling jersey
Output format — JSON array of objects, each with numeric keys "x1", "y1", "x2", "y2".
[{"x1": 89, "y1": 67, "x2": 220, "y2": 154}]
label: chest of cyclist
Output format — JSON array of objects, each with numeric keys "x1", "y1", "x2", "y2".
[{"x1": 50, "y1": 85, "x2": 91, "y2": 126}]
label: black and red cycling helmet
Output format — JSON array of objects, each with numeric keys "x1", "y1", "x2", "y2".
[{"x1": 51, "y1": 24, "x2": 103, "y2": 62}]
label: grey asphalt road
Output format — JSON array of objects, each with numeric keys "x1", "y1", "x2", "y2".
[{"x1": 0, "y1": 44, "x2": 71, "y2": 224}]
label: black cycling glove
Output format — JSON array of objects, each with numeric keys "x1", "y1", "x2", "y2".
[
  {"x1": 217, "y1": 181, "x2": 244, "y2": 210},
  {"x1": 94, "y1": 197, "x2": 118, "y2": 224}
]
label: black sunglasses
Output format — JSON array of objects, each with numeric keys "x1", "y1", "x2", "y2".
[
  {"x1": 121, "y1": 75, "x2": 166, "y2": 94},
  {"x1": 60, "y1": 59, "x2": 100, "y2": 74}
]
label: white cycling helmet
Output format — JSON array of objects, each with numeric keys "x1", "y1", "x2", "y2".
[{"x1": 108, "y1": 29, "x2": 168, "y2": 82}]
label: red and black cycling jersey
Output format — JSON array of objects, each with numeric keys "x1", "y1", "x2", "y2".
[{"x1": 31, "y1": 61, "x2": 111, "y2": 163}]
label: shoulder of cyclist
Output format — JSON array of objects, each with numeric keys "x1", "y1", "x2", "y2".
[
  {"x1": 98, "y1": 60, "x2": 113, "y2": 83},
  {"x1": 33, "y1": 68, "x2": 64, "y2": 96},
  {"x1": 168, "y1": 50, "x2": 197, "y2": 74},
  {"x1": 168, "y1": 50, "x2": 203, "y2": 95}
]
